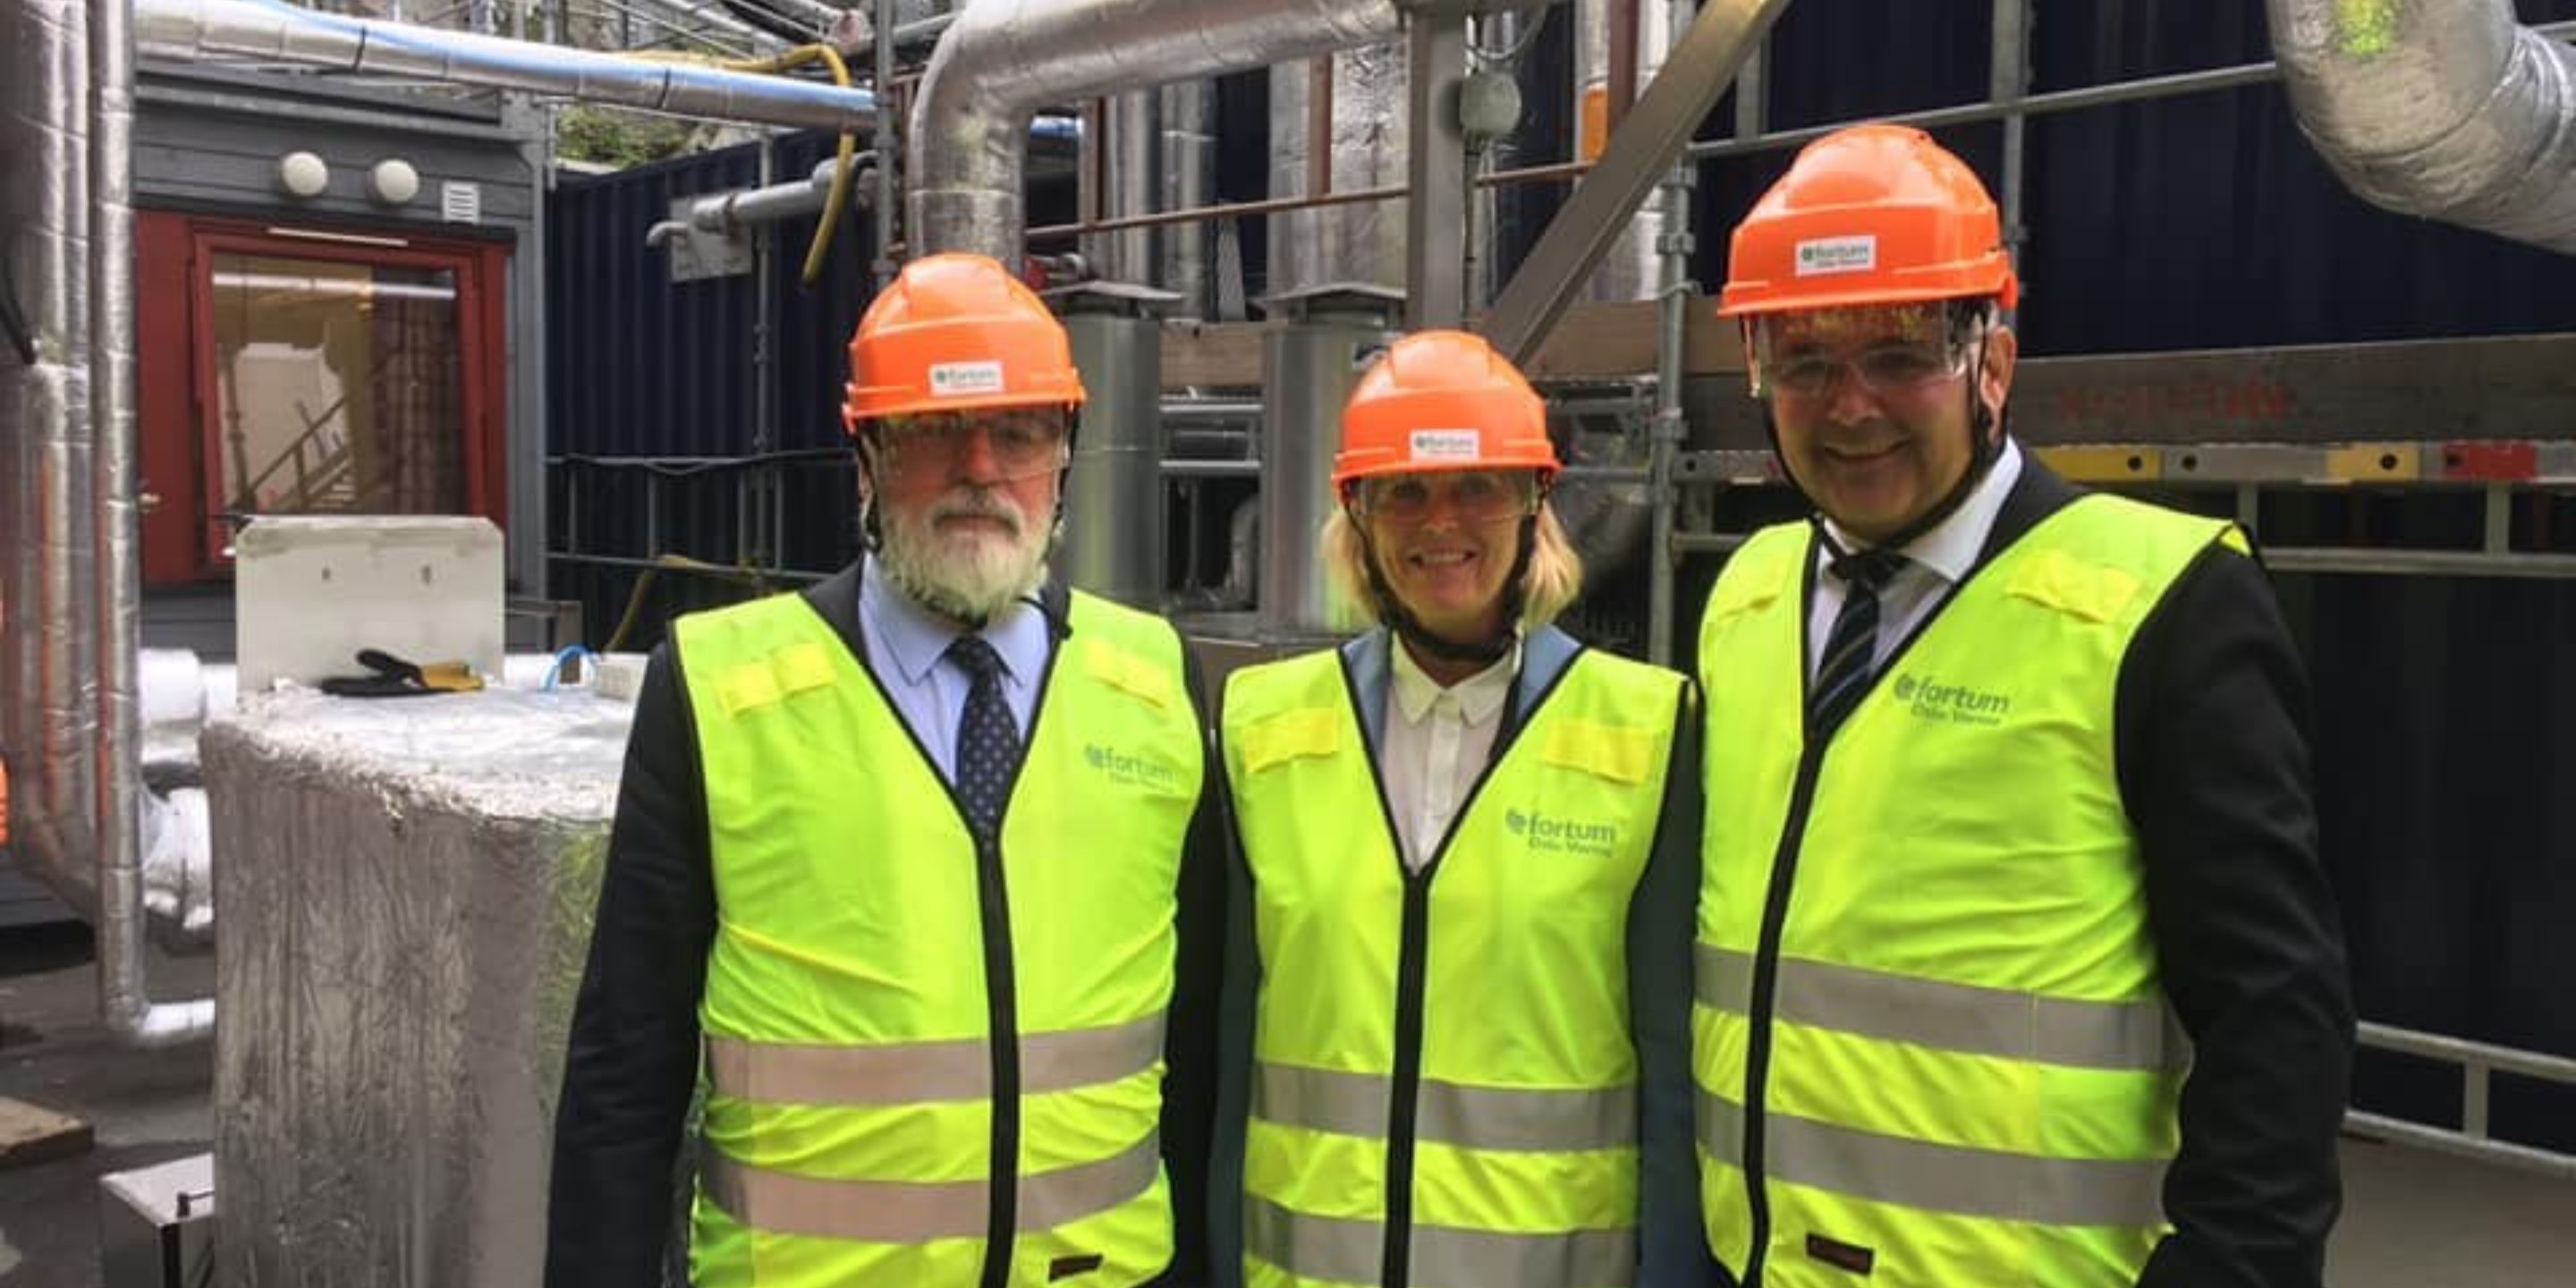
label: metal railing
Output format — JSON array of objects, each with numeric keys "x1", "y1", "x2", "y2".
[{"x1": 2349, "y1": 1022, "x2": 2576, "y2": 1180}]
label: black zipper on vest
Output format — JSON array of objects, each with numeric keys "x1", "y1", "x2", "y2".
[
  {"x1": 848, "y1": 597, "x2": 1067, "y2": 1288},
  {"x1": 1340, "y1": 647, "x2": 1576, "y2": 1288},
  {"x1": 1738, "y1": 542, "x2": 1968, "y2": 1286},
  {"x1": 1737, "y1": 743, "x2": 1823, "y2": 1287},
  {"x1": 972, "y1": 821, "x2": 1023, "y2": 1288}
]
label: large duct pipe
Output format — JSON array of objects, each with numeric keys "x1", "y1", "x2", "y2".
[
  {"x1": 97, "y1": 0, "x2": 209, "y2": 1048},
  {"x1": 910, "y1": 0, "x2": 1405, "y2": 261},
  {"x1": 1268, "y1": 41, "x2": 1411, "y2": 295},
  {"x1": 136, "y1": 0, "x2": 882, "y2": 134},
  {"x1": 1090, "y1": 90, "x2": 1163, "y2": 284},
  {"x1": 2268, "y1": 0, "x2": 2576, "y2": 254},
  {"x1": 2, "y1": 0, "x2": 98, "y2": 928},
  {"x1": 0, "y1": 0, "x2": 215, "y2": 1046},
  {"x1": 1159, "y1": 80, "x2": 1216, "y2": 318},
  {"x1": 1576, "y1": 0, "x2": 1676, "y2": 301}
]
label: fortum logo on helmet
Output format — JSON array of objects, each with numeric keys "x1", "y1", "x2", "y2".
[
  {"x1": 1795, "y1": 235, "x2": 1878, "y2": 277},
  {"x1": 928, "y1": 360, "x2": 1006, "y2": 396},
  {"x1": 1504, "y1": 808, "x2": 1618, "y2": 858},
  {"x1": 1409, "y1": 429, "x2": 1482, "y2": 463}
]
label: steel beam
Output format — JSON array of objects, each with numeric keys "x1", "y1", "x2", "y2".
[
  {"x1": 1481, "y1": 0, "x2": 1792, "y2": 366},
  {"x1": 1406, "y1": 7, "x2": 1473, "y2": 329}
]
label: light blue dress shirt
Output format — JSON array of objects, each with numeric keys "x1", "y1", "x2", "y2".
[{"x1": 856, "y1": 557, "x2": 1052, "y2": 784}]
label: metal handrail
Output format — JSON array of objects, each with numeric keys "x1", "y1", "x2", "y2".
[{"x1": 2349, "y1": 1021, "x2": 2576, "y2": 1180}]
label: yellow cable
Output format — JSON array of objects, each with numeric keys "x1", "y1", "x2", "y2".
[{"x1": 624, "y1": 44, "x2": 862, "y2": 289}]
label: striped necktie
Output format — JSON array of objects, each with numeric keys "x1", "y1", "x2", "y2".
[{"x1": 1809, "y1": 548, "x2": 1906, "y2": 738}]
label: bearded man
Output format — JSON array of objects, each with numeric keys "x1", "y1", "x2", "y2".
[{"x1": 548, "y1": 253, "x2": 1225, "y2": 1288}]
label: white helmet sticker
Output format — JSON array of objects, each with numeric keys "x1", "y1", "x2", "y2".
[
  {"x1": 1409, "y1": 429, "x2": 1482, "y2": 462},
  {"x1": 1793, "y1": 235, "x2": 1878, "y2": 276},
  {"x1": 928, "y1": 360, "x2": 1006, "y2": 395}
]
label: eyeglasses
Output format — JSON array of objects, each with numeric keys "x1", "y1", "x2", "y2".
[
  {"x1": 1749, "y1": 302, "x2": 1983, "y2": 400},
  {"x1": 872, "y1": 410, "x2": 1068, "y2": 479},
  {"x1": 1351, "y1": 470, "x2": 1540, "y2": 526}
]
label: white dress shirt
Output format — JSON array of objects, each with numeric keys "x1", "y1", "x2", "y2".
[
  {"x1": 1382, "y1": 638, "x2": 1517, "y2": 872},
  {"x1": 1806, "y1": 439, "x2": 2024, "y2": 681}
]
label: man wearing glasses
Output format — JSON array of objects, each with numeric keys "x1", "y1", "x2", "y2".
[
  {"x1": 549, "y1": 252, "x2": 1223, "y2": 1288},
  {"x1": 1690, "y1": 126, "x2": 2352, "y2": 1287}
]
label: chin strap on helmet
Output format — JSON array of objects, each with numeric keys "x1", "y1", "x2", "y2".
[{"x1": 1352, "y1": 500, "x2": 1538, "y2": 667}]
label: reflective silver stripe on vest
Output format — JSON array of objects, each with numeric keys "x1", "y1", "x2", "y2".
[
  {"x1": 701, "y1": 1131, "x2": 1161, "y2": 1242},
  {"x1": 1695, "y1": 945, "x2": 2183, "y2": 1072},
  {"x1": 704, "y1": 1012, "x2": 1166, "y2": 1106},
  {"x1": 1251, "y1": 1061, "x2": 1637, "y2": 1151},
  {"x1": 1245, "y1": 1196, "x2": 1636, "y2": 1288},
  {"x1": 1698, "y1": 1090, "x2": 2169, "y2": 1228}
]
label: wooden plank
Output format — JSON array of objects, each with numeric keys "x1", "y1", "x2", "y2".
[
  {"x1": 1159, "y1": 319, "x2": 1265, "y2": 389},
  {"x1": 1157, "y1": 299, "x2": 1745, "y2": 389},
  {"x1": 1522, "y1": 299, "x2": 1745, "y2": 382},
  {"x1": 0, "y1": 1097, "x2": 93, "y2": 1172}
]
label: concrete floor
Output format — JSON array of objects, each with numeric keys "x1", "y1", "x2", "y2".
[
  {"x1": 0, "y1": 924, "x2": 214, "y2": 1288},
  {"x1": 0, "y1": 923, "x2": 2568, "y2": 1287}
]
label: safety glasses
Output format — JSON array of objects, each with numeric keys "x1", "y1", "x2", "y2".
[
  {"x1": 871, "y1": 408, "x2": 1069, "y2": 480},
  {"x1": 1748, "y1": 301, "x2": 1984, "y2": 400},
  {"x1": 1349, "y1": 470, "x2": 1541, "y2": 526}
]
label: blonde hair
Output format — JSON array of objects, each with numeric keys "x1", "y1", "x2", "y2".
[{"x1": 1319, "y1": 497, "x2": 1584, "y2": 635}]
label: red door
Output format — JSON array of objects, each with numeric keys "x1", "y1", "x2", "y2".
[{"x1": 135, "y1": 213, "x2": 509, "y2": 583}]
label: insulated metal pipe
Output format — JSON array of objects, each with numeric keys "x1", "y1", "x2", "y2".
[
  {"x1": 1062, "y1": 305, "x2": 1169, "y2": 608},
  {"x1": 911, "y1": 0, "x2": 1404, "y2": 261},
  {"x1": 2268, "y1": 0, "x2": 2576, "y2": 253},
  {"x1": 137, "y1": 0, "x2": 882, "y2": 133}
]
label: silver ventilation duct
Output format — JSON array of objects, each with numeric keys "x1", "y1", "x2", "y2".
[
  {"x1": 137, "y1": 0, "x2": 881, "y2": 134},
  {"x1": 2267, "y1": 0, "x2": 2576, "y2": 254},
  {"x1": 1576, "y1": 0, "x2": 1679, "y2": 301},
  {"x1": 1267, "y1": 41, "x2": 1410, "y2": 295},
  {"x1": 910, "y1": 0, "x2": 1405, "y2": 261},
  {"x1": 1, "y1": 0, "x2": 216, "y2": 1046},
  {"x1": 1160, "y1": 80, "x2": 1216, "y2": 318}
]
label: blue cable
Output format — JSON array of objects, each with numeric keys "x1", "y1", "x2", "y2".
[{"x1": 541, "y1": 645, "x2": 596, "y2": 691}]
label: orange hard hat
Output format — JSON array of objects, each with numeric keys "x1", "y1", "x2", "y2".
[
  {"x1": 1334, "y1": 330, "x2": 1558, "y2": 489},
  {"x1": 843, "y1": 252, "x2": 1086, "y2": 430},
  {"x1": 1717, "y1": 123, "x2": 2020, "y2": 318}
]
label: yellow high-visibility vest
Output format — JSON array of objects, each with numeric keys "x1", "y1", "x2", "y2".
[
  {"x1": 1695, "y1": 495, "x2": 2237, "y2": 1287},
  {"x1": 674, "y1": 589, "x2": 1204, "y2": 1287},
  {"x1": 1224, "y1": 640, "x2": 1685, "y2": 1288}
]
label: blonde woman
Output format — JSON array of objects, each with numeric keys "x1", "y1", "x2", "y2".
[{"x1": 1211, "y1": 330, "x2": 1707, "y2": 1288}]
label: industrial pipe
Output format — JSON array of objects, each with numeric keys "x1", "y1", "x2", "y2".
[
  {"x1": 137, "y1": 0, "x2": 885, "y2": 134},
  {"x1": 2268, "y1": 0, "x2": 2576, "y2": 254},
  {"x1": 910, "y1": 0, "x2": 1405, "y2": 261},
  {"x1": 1, "y1": 0, "x2": 216, "y2": 1046}
]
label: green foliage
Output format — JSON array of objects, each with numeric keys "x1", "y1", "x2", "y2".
[{"x1": 555, "y1": 105, "x2": 695, "y2": 170}]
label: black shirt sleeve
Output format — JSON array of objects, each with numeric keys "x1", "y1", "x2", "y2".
[
  {"x1": 547, "y1": 642, "x2": 717, "y2": 1288},
  {"x1": 1160, "y1": 646, "x2": 1230, "y2": 1288},
  {"x1": 2120, "y1": 547, "x2": 2355, "y2": 1288},
  {"x1": 1632, "y1": 680, "x2": 1720, "y2": 1288}
]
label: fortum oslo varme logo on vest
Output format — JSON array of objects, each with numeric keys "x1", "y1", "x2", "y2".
[
  {"x1": 1504, "y1": 809, "x2": 1618, "y2": 859},
  {"x1": 1084, "y1": 742, "x2": 1179, "y2": 792},
  {"x1": 1890, "y1": 674, "x2": 2012, "y2": 726}
]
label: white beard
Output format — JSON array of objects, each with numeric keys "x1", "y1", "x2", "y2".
[{"x1": 877, "y1": 487, "x2": 1054, "y2": 625}]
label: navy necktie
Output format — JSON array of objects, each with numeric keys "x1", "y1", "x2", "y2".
[
  {"x1": 1810, "y1": 547, "x2": 1907, "y2": 738},
  {"x1": 945, "y1": 635, "x2": 1022, "y2": 839}
]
